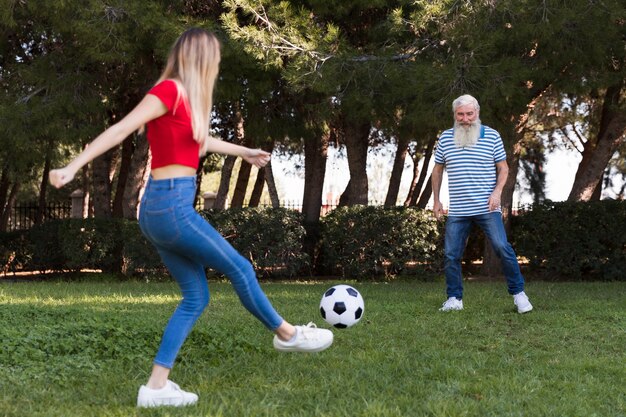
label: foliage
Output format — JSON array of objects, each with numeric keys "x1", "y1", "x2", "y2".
[
  {"x1": 1, "y1": 0, "x2": 624, "y2": 222},
  {"x1": 320, "y1": 205, "x2": 442, "y2": 278},
  {"x1": 512, "y1": 200, "x2": 626, "y2": 280},
  {"x1": 3, "y1": 201, "x2": 626, "y2": 281},
  {"x1": 118, "y1": 219, "x2": 165, "y2": 276},
  {"x1": 0, "y1": 230, "x2": 31, "y2": 273},
  {"x1": 201, "y1": 207, "x2": 310, "y2": 277},
  {"x1": 22, "y1": 218, "x2": 162, "y2": 275},
  {"x1": 0, "y1": 0, "x2": 201, "y2": 202},
  {"x1": 0, "y1": 280, "x2": 624, "y2": 416}
]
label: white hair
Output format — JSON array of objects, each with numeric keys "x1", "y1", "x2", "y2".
[
  {"x1": 452, "y1": 94, "x2": 480, "y2": 113},
  {"x1": 453, "y1": 120, "x2": 481, "y2": 148}
]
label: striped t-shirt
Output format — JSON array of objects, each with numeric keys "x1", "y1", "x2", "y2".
[{"x1": 434, "y1": 125, "x2": 506, "y2": 216}]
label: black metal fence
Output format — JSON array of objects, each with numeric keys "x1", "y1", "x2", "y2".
[
  {"x1": 5, "y1": 199, "x2": 447, "y2": 232},
  {"x1": 6, "y1": 202, "x2": 72, "y2": 232}
]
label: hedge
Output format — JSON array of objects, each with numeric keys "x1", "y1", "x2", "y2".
[
  {"x1": 319, "y1": 205, "x2": 443, "y2": 278},
  {"x1": 511, "y1": 200, "x2": 626, "y2": 280},
  {"x1": 0, "y1": 200, "x2": 623, "y2": 281}
]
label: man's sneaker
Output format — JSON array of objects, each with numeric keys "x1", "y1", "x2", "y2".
[
  {"x1": 439, "y1": 297, "x2": 463, "y2": 311},
  {"x1": 137, "y1": 380, "x2": 198, "y2": 408},
  {"x1": 514, "y1": 291, "x2": 533, "y2": 314},
  {"x1": 273, "y1": 322, "x2": 333, "y2": 352}
]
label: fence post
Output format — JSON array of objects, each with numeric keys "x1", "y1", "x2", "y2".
[
  {"x1": 203, "y1": 191, "x2": 217, "y2": 210},
  {"x1": 71, "y1": 189, "x2": 84, "y2": 218}
]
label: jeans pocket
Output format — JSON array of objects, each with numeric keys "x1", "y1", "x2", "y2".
[{"x1": 141, "y1": 207, "x2": 181, "y2": 246}]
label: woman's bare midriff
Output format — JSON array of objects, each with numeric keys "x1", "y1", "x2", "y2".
[{"x1": 150, "y1": 164, "x2": 197, "y2": 180}]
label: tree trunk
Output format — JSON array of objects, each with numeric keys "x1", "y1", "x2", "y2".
[
  {"x1": 384, "y1": 135, "x2": 410, "y2": 207},
  {"x1": 264, "y1": 160, "x2": 280, "y2": 208},
  {"x1": 215, "y1": 156, "x2": 236, "y2": 209},
  {"x1": 112, "y1": 138, "x2": 134, "y2": 218},
  {"x1": 568, "y1": 83, "x2": 626, "y2": 201},
  {"x1": 0, "y1": 182, "x2": 19, "y2": 232},
  {"x1": 231, "y1": 127, "x2": 255, "y2": 207},
  {"x1": 416, "y1": 172, "x2": 433, "y2": 209},
  {"x1": 122, "y1": 136, "x2": 151, "y2": 219},
  {"x1": 302, "y1": 130, "x2": 330, "y2": 272},
  {"x1": 0, "y1": 169, "x2": 9, "y2": 221},
  {"x1": 403, "y1": 146, "x2": 421, "y2": 206},
  {"x1": 0, "y1": 170, "x2": 11, "y2": 232},
  {"x1": 411, "y1": 139, "x2": 436, "y2": 207},
  {"x1": 338, "y1": 119, "x2": 370, "y2": 206},
  {"x1": 231, "y1": 160, "x2": 252, "y2": 207},
  {"x1": 249, "y1": 141, "x2": 277, "y2": 207},
  {"x1": 215, "y1": 104, "x2": 245, "y2": 210},
  {"x1": 36, "y1": 139, "x2": 53, "y2": 224},
  {"x1": 249, "y1": 168, "x2": 265, "y2": 207},
  {"x1": 91, "y1": 147, "x2": 115, "y2": 218}
]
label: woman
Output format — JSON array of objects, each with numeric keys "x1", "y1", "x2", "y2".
[{"x1": 49, "y1": 28, "x2": 333, "y2": 408}]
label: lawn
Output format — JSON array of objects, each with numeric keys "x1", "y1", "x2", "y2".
[{"x1": 0, "y1": 277, "x2": 624, "y2": 417}]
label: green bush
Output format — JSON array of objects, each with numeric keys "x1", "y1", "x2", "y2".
[
  {"x1": 28, "y1": 219, "x2": 120, "y2": 273},
  {"x1": 28, "y1": 220, "x2": 69, "y2": 272},
  {"x1": 201, "y1": 207, "x2": 310, "y2": 278},
  {"x1": 19, "y1": 219, "x2": 161, "y2": 276},
  {"x1": 118, "y1": 219, "x2": 164, "y2": 275},
  {"x1": 4, "y1": 208, "x2": 309, "y2": 278},
  {"x1": 0, "y1": 230, "x2": 31, "y2": 274},
  {"x1": 512, "y1": 200, "x2": 626, "y2": 280},
  {"x1": 320, "y1": 205, "x2": 442, "y2": 278},
  {"x1": 4, "y1": 200, "x2": 624, "y2": 281}
]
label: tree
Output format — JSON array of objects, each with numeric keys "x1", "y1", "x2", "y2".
[
  {"x1": 568, "y1": 82, "x2": 626, "y2": 201},
  {"x1": 1, "y1": 1, "x2": 229, "y2": 220},
  {"x1": 222, "y1": 0, "x2": 460, "y2": 209}
]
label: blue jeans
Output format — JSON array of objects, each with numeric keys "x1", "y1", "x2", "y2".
[
  {"x1": 444, "y1": 212, "x2": 525, "y2": 299},
  {"x1": 138, "y1": 176, "x2": 283, "y2": 369}
]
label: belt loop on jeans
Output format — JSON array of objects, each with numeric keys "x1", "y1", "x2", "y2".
[{"x1": 169, "y1": 178, "x2": 175, "y2": 189}]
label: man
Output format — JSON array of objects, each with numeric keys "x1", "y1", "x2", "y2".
[{"x1": 431, "y1": 94, "x2": 533, "y2": 314}]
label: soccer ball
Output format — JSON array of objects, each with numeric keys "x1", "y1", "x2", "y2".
[{"x1": 319, "y1": 284, "x2": 364, "y2": 328}]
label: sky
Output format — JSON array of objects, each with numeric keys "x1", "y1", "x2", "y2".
[{"x1": 271, "y1": 142, "x2": 623, "y2": 208}]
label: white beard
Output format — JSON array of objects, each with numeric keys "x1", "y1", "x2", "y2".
[{"x1": 453, "y1": 120, "x2": 481, "y2": 148}]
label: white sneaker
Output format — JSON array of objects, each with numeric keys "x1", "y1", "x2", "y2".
[
  {"x1": 514, "y1": 291, "x2": 533, "y2": 314},
  {"x1": 439, "y1": 297, "x2": 463, "y2": 311},
  {"x1": 273, "y1": 322, "x2": 333, "y2": 352},
  {"x1": 137, "y1": 380, "x2": 198, "y2": 408}
]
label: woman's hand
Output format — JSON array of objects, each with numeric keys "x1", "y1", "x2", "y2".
[
  {"x1": 49, "y1": 167, "x2": 75, "y2": 189},
  {"x1": 243, "y1": 149, "x2": 271, "y2": 168}
]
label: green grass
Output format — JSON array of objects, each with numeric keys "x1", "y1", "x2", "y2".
[{"x1": 0, "y1": 278, "x2": 624, "y2": 417}]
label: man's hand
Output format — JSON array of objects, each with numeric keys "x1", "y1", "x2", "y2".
[
  {"x1": 488, "y1": 192, "x2": 501, "y2": 211},
  {"x1": 433, "y1": 200, "x2": 445, "y2": 221}
]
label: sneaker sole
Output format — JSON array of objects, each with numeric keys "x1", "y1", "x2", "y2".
[
  {"x1": 517, "y1": 305, "x2": 533, "y2": 314},
  {"x1": 274, "y1": 339, "x2": 333, "y2": 353},
  {"x1": 137, "y1": 398, "x2": 198, "y2": 408},
  {"x1": 439, "y1": 306, "x2": 463, "y2": 311}
]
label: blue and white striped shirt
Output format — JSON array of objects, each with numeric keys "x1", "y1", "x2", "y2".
[{"x1": 434, "y1": 125, "x2": 506, "y2": 216}]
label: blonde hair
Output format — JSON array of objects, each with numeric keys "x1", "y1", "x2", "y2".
[{"x1": 152, "y1": 28, "x2": 221, "y2": 153}]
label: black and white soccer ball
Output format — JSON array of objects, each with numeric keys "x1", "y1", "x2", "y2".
[{"x1": 319, "y1": 284, "x2": 364, "y2": 328}]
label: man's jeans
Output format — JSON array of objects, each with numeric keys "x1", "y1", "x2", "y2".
[
  {"x1": 139, "y1": 176, "x2": 283, "y2": 369},
  {"x1": 444, "y1": 212, "x2": 525, "y2": 299}
]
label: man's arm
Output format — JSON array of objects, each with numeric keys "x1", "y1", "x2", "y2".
[
  {"x1": 431, "y1": 163, "x2": 445, "y2": 220},
  {"x1": 488, "y1": 160, "x2": 509, "y2": 211}
]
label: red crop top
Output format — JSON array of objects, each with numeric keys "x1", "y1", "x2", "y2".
[{"x1": 146, "y1": 79, "x2": 200, "y2": 170}]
